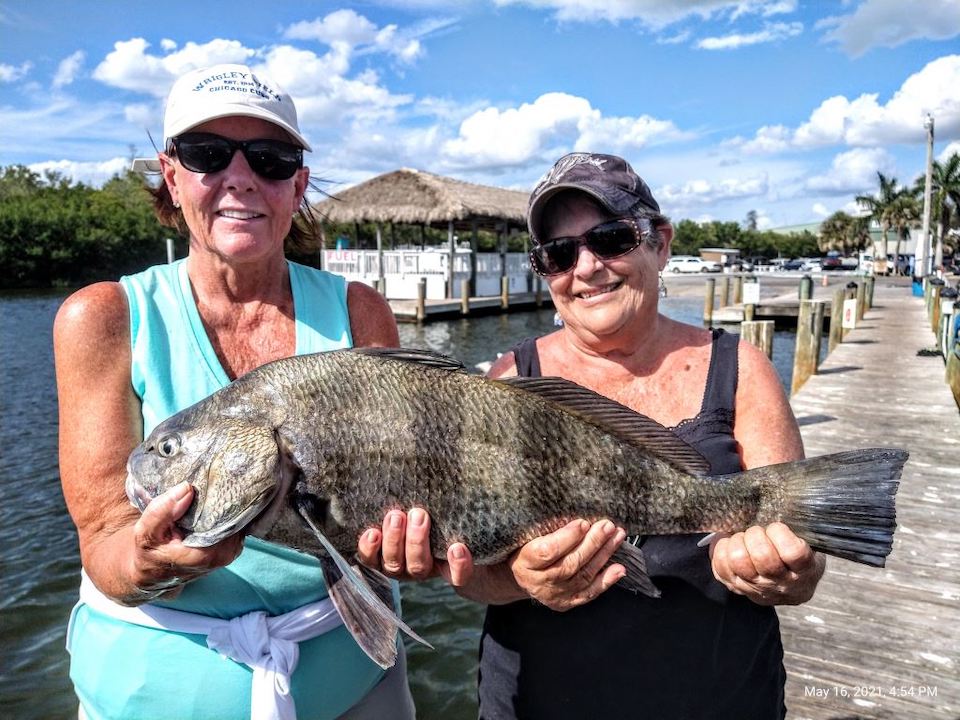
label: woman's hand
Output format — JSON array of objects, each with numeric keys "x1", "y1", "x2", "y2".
[
  {"x1": 708, "y1": 522, "x2": 825, "y2": 606},
  {"x1": 356, "y1": 509, "x2": 474, "y2": 585},
  {"x1": 505, "y1": 519, "x2": 626, "y2": 611},
  {"x1": 358, "y1": 512, "x2": 627, "y2": 611},
  {"x1": 124, "y1": 482, "x2": 244, "y2": 603}
]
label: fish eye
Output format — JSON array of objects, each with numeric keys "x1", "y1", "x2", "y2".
[{"x1": 157, "y1": 435, "x2": 182, "y2": 458}]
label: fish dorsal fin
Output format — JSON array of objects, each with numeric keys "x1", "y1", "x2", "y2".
[
  {"x1": 497, "y1": 376, "x2": 710, "y2": 476},
  {"x1": 351, "y1": 347, "x2": 466, "y2": 372}
]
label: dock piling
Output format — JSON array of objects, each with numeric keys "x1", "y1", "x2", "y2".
[
  {"x1": 501, "y1": 276, "x2": 510, "y2": 310},
  {"x1": 791, "y1": 299, "x2": 826, "y2": 395},
  {"x1": 829, "y1": 287, "x2": 845, "y2": 353},
  {"x1": 733, "y1": 275, "x2": 743, "y2": 304},
  {"x1": 741, "y1": 320, "x2": 774, "y2": 359},
  {"x1": 719, "y1": 277, "x2": 730, "y2": 308},
  {"x1": 460, "y1": 279, "x2": 471, "y2": 316},
  {"x1": 416, "y1": 278, "x2": 427, "y2": 322},
  {"x1": 799, "y1": 274, "x2": 813, "y2": 301},
  {"x1": 703, "y1": 278, "x2": 716, "y2": 325}
]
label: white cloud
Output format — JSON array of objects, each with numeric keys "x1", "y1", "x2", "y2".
[
  {"x1": 160, "y1": 39, "x2": 178, "y2": 52},
  {"x1": 28, "y1": 157, "x2": 129, "y2": 186},
  {"x1": 656, "y1": 174, "x2": 769, "y2": 206},
  {"x1": 441, "y1": 92, "x2": 690, "y2": 169},
  {"x1": 0, "y1": 61, "x2": 32, "y2": 82},
  {"x1": 698, "y1": 21, "x2": 803, "y2": 50},
  {"x1": 820, "y1": 0, "x2": 960, "y2": 57},
  {"x1": 731, "y1": 54, "x2": 960, "y2": 153},
  {"x1": 812, "y1": 202, "x2": 830, "y2": 217},
  {"x1": 491, "y1": 0, "x2": 783, "y2": 28},
  {"x1": 940, "y1": 141, "x2": 960, "y2": 162},
  {"x1": 282, "y1": 9, "x2": 438, "y2": 64},
  {"x1": 53, "y1": 51, "x2": 85, "y2": 89},
  {"x1": 92, "y1": 37, "x2": 253, "y2": 97},
  {"x1": 804, "y1": 147, "x2": 896, "y2": 194}
]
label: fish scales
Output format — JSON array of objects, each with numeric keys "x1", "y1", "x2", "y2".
[
  {"x1": 125, "y1": 347, "x2": 906, "y2": 669},
  {"x1": 257, "y1": 352, "x2": 763, "y2": 560}
]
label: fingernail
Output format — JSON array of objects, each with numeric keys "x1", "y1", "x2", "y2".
[
  {"x1": 390, "y1": 512, "x2": 403, "y2": 529},
  {"x1": 173, "y1": 482, "x2": 191, "y2": 500},
  {"x1": 409, "y1": 508, "x2": 425, "y2": 527},
  {"x1": 366, "y1": 529, "x2": 379, "y2": 543},
  {"x1": 452, "y1": 545, "x2": 465, "y2": 559},
  {"x1": 602, "y1": 520, "x2": 614, "y2": 534}
]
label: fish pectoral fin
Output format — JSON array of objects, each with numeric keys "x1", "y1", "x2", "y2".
[
  {"x1": 356, "y1": 564, "x2": 433, "y2": 649},
  {"x1": 296, "y1": 497, "x2": 432, "y2": 669},
  {"x1": 610, "y1": 542, "x2": 661, "y2": 598}
]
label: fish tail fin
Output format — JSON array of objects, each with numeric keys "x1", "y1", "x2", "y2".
[{"x1": 753, "y1": 448, "x2": 907, "y2": 567}]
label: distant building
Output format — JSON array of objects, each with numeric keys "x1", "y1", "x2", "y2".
[{"x1": 698, "y1": 247, "x2": 741, "y2": 267}]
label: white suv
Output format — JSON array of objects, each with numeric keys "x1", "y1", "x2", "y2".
[{"x1": 666, "y1": 256, "x2": 721, "y2": 273}]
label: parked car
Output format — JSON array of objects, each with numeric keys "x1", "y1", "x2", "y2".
[
  {"x1": 800, "y1": 258, "x2": 822, "y2": 272},
  {"x1": 780, "y1": 258, "x2": 806, "y2": 271},
  {"x1": 744, "y1": 256, "x2": 773, "y2": 271},
  {"x1": 666, "y1": 256, "x2": 722, "y2": 273},
  {"x1": 821, "y1": 252, "x2": 843, "y2": 271}
]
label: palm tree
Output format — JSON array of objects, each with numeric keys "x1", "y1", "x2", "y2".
[
  {"x1": 886, "y1": 193, "x2": 921, "y2": 275},
  {"x1": 856, "y1": 172, "x2": 904, "y2": 271},
  {"x1": 819, "y1": 211, "x2": 870, "y2": 255},
  {"x1": 916, "y1": 152, "x2": 960, "y2": 271}
]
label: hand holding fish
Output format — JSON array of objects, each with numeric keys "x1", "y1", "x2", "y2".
[
  {"x1": 128, "y1": 481, "x2": 244, "y2": 602},
  {"x1": 358, "y1": 509, "x2": 473, "y2": 585},
  {"x1": 708, "y1": 522, "x2": 826, "y2": 606},
  {"x1": 360, "y1": 510, "x2": 630, "y2": 611}
]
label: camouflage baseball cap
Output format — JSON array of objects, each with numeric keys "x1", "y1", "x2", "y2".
[{"x1": 527, "y1": 152, "x2": 661, "y2": 244}]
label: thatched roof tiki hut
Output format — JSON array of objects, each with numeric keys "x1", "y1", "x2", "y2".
[{"x1": 313, "y1": 168, "x2": 529, "y2": 298}]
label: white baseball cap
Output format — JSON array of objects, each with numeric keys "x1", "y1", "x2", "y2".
[{"x1": 132, "y1": 63, "x2": 311, "y2": 173}]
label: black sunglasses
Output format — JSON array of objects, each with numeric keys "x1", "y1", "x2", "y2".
[
  {"x1": 169, "y1": 132, "x2": 303, "y2": 180},
  {"x1": 530, "y1": 217, "x2": 653, "y2": 276}
]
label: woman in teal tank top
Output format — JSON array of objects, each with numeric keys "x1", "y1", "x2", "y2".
[{"x1": 54, "y1": 63, "x2": 411, "y2": 720}]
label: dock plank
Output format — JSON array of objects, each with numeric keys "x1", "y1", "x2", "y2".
[{"x1": 780, "y1": 282, "x2": 960, "y2": 719}]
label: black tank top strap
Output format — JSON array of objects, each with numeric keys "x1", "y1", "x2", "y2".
[
  {"x1": 700, "y1": 327, "x2": 739, "y2": 414},
  {"x1": 510, "y1": 336, "x2": 542, "y2": 378}
]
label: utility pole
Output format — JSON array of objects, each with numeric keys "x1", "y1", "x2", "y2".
[{"x1": 919, "y1": 113, "x2": 934, "y2": 277}]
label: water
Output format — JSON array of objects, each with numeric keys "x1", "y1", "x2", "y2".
[{"x1": 0, "y1": 291, "x2": 813, "y2": 719}]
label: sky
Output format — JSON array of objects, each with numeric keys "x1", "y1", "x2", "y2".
[{"x1": 2, "y1": 0, "x2": 959, "y2": 228}]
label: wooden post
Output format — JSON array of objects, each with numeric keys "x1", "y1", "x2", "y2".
[
  {"x1": 535, "y1": 277, "x2": 543, "y2": 307},
  {"x1": 931, "y1": 284, "x2": 942, "y2": 334},
  {"x1": 166, "y1": 238, "x2": 176, "y2": 264},
  {"x1": 733, "y1": 275, "x2": 743, "y2": 305},
  {"x1": 741, "y1": 320, "x2": 774, "y2": 359},
  {"x1": 841, "y1": 285, "x2": 857, "y2": 341},
  {"x1": 703, "y1": 278, "x2": 716, "y2": 325},
  {"x1": 501, "y1": 276, "x2": 510, "y2": 310},
  {"x1": 744, "y1": 304, "x2": 756, "y2": 322},
  {"x1": 792, "y1": 300, "x2": 826, "y2": 395},
  {"x1": 865, "y1": 275, "x2": 875, "y2": 309},
  {"x1": 375, "y1": 224, "x2": 384, "y2": 291},
  {"x1": 855, "y1": 281, "x2": 867, "y2": 321},
  {"x1": 470, "y1": 219, "x2": 479, "y2": 298},
  {"x1": 460, "y1": 278, "x2": 471, "y2": 315},
  {"x1": 829, "y1": 287, "x2": 845, "y2": 353},
  {"x1": 799, "y1": 274, "x2": 813, "y2": 301},
  {"x1": 719, "y1": 277, "x2": 730, "y2": 308},
  {"x1": 447, "y1": 221, "x2": 455, "y2": 299},
  {"x1": 416, "y1": 277, "x2": 427, "y2": 322}
]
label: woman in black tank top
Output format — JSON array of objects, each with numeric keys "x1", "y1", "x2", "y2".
[{"x1": 358, "y1": 153, "x2": 823, "y2": 720}]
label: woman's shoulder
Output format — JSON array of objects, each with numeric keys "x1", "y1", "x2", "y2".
[
  {"x1": 346, "y1": 281, "x2": 399, "y2": 348},
  {"x1": 54, "y1": 282, "x2": 131, "y2": 368},
  {"x1": 55, "y1": 282, "x2": 128, "y2": 339}
]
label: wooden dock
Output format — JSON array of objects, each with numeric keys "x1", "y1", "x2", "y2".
[
  {"x1": 388, "y1": 292, "x2": 552, "y2": 322},
  {"x1": 779, "y1": 281, "x2": 960, "y2": 719}
]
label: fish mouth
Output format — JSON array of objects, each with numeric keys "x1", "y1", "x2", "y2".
[
  {"x1": 126, "y1": 473, "x2": 154, "y2": 513},
  {"x1": 180, "y1": 485, "x2": 278, "y2": 548}
]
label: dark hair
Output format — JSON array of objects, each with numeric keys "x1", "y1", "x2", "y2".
[{"x1": 147, "y1": 166, "x2": 323, "y2": 255}]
